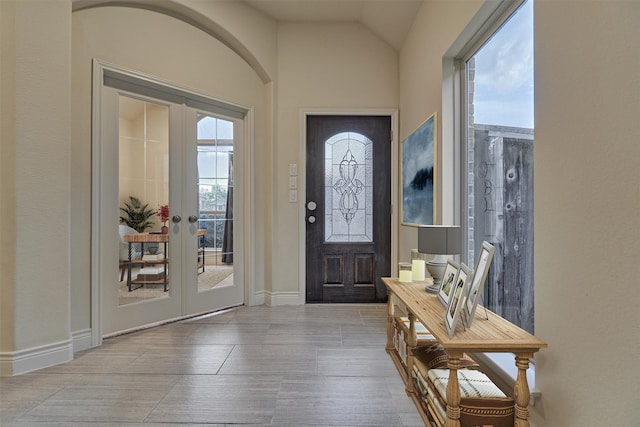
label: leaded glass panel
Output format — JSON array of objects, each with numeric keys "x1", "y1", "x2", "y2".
[{"x1": 324, "y1": 132, "x2": 373, "y2": 242}]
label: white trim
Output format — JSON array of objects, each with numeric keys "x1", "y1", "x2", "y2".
[
  {"x1": 0, "y1": 340, "x2": 73, "y2": 376},
  {"x1": 91, "y1": 58, "x2": 104, "y2": 347},
  {"x1": 262, "y1": 290, "x2": 302, "y2": 307},
  {"x1": 252, "y1": 291, "x2": 266, "y2": 306},
  {"x1": 72, "y1": 328, "x2": 93, "y2": 353},
  {"x1": 299, "y1": 108, "x2": 399, "y2": 304},
  {"x1": 244, "y1": 107, "x2": 258, "y2": 306}
]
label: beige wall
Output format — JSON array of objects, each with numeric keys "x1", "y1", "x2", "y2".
[
  {"x1": 0, "y1": 0, "x2": 17, "y2": 353},
  {"x1": 274, "y1": 22, "x2": 399, "y2": 296},
  {"x1": 399, "y1": 0, "x2": 482, "y2": 260},
  {"x1": 533, "y1": 1, "x2": 640, "y2": 425},
  {"x1": 0, "y1": 0, "x2": 72, "y2": 365}
]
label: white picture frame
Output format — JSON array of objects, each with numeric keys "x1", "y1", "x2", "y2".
[
  {"x1": 437, "y1": 260, "x2": 460, "y2": 308},
  {"x1": 445, "y1": 263, "x2": 471, "y2": 338},
  {"x1": 464, "y1": 241, "x2": 496, "y2": 327}
]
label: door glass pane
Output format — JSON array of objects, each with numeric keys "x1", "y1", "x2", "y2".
[
  {"x1": 324, "y1": 132, "x2": 373, "y2": 242},
  {"x1": 118, "y1": 95, "x2": 169, "y2": 306},
  {"x1": 196, "y1": 114, "x2": 234, "y2": 292},
  {"x1": 465, "y1": 0, "x2": 534, "y2": 332}
]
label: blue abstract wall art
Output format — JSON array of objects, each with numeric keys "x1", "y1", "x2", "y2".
[{"x1": 402, "y1": 113, "x2": 435, "y2": 226}]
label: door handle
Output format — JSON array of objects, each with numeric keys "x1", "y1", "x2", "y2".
[
  {"x1": 172, "y1": 215, "x2": 182, "y2": 223},
  {"x1": 188, "y1": 215, "x2": 199, "y2": 223}
]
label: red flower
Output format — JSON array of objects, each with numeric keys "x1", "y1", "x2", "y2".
[{"x1": 157, "y1": 204, "x2": 170, "y2": 224}]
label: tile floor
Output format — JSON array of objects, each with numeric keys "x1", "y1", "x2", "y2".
[{"x1": 0, "y1": 304, "x2": 424, "y2": 426}]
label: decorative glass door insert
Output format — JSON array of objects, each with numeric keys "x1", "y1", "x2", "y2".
[{"x1": 325, "y1": 132, "x2": 373, "y2": 243}]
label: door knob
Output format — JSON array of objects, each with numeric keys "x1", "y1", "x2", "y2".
[
  {"x1": 188, "y1": 215, "x2": 199, "y2": 223},
  {"x1": 172, "y1": 215, "x2": 182, "y2": 223},
  {"x1": 308, "y1": 215, "x2": 316, "y2": 224}
]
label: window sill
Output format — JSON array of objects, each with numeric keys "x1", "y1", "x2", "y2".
[{"x1": 470, "y1": 352, "x2": 541, "y2": 405}]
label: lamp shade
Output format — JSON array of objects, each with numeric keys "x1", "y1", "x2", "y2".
[{"x1": 417, "y1": 225, "x2": 461, "y2": 255}]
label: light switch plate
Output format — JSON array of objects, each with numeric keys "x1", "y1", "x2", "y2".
[
  {"x1": 289, "y1": 163, "x2": 297, "y2": 176},
  {"x1": 289, "y1": 190, "x2": 297, "y2": 203},
  {"x1": 289, "y1": 176, "x2": 297, "y2": 189}
]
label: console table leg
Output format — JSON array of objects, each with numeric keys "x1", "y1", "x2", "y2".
[
  {"x1": 127, "y1": 242, "x2": 133, "y2": 292},
  {"x1": 445, "y1": 350, "x2": 462, "y2": 427},
  {"x1": 405, "y1": 312, "x2": 417, "y2": 395},
  {"x1": 386, "y1": 293, "x2": 395, "y2": 353},
  {"x1": 514, "y1": 353, "x2": 533, "y2": 427}
]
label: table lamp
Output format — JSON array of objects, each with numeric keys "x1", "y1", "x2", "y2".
[{"x1": 418, "y1": 225, "x2": 461, "y2": 293}]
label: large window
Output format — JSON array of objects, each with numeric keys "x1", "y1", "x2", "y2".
[{"x1": 463, "y1": 0, "x2": 534, "y2": 333}]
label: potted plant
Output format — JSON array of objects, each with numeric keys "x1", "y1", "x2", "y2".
[
  {"x1": 119, "y1": 196, "x2": 157, "y2": 232},
  {"x1": 158, "y1": 204, "x2": 170, "y2": 234}
]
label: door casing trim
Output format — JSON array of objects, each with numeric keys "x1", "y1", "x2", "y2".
[{"x1": 298, "y1": 109, "x2": 399, "y2": 305}]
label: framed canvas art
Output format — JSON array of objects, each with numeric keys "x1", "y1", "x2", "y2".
[
  {"x1": 401, "y1": 113, "x2": 436, "y2": 226},
  {"x1": 464, "y1": 241, "x2": 496, "y2": 327},
  {"x1": 445, "y1": 263, "x2": 471, "y2": 338},
  {"x1": 437, "y1": 259, "x2": 460, "y2": 308}
]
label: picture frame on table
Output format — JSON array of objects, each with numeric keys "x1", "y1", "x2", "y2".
[
  {"x1": 445, "y1": 263, "x2": 472, "y2": 338},
  {"x1": 464, "y1": 241, "x2": 496, "y2": 327},
  {"x1": 401, "y1": 112, "x2": 436, "y2": 226},
  {"x1": 437, "y1": 259, "x2": 460, "y2": 308}
]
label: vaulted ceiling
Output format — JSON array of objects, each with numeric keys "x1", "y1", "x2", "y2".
[{"x1": 242, "y1": 0, "x2": 423, "y2": 50}]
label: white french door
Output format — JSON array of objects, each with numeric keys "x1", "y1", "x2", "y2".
[
  {"x1": 96, "y1": 66, "x2": 245, "y2": 336},
  {"x1": 183, "y1": 109, "x2": 245, "y2": 315}
]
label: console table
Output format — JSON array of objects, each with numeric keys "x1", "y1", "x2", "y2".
[
  {"x1": 197, "y1": 228, "x2": 206, "y2": 273},
  {"x1": 124, "y1": 230, "x2": 207, "y2": 291},
  {"x1": 124, "y1": 233, "x2": 169, "y2": 292},
  {"x1": 383, "y1": 277, "x2": 547, "y2": 427}
]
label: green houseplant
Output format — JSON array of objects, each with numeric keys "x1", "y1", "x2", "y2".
[{"x1": 119, "y1": 196, "x2": 157, "y2": 232}]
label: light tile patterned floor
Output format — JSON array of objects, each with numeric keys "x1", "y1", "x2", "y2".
[{"x1": 0, "y1": 305, "x2": 424, "y2": 426}]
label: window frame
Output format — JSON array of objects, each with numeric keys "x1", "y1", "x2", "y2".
[
  {"x1": 445, "y1": 0, "x2": 539, "y2": 397},
  {"x1": 457, "y1": 0, "x2": 530, "y2": 266}
]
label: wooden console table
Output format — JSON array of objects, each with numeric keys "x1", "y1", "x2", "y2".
[
  {"x1": 124, "y1": 233, "x2": 169, "y2": 292},
  {"x1": 383, "y1": 277, "x2": 547, "y2": 427},
  {"x1": 124, "y1": 230, "x2": 207, "y2": 291},
  {"x1": 197, "y1": 228, "x2": 206, "y2": 273}
]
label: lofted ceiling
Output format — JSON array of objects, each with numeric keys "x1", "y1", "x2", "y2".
[{"x1": 242, "y1": 0, "x2": 423, "y2": 50}]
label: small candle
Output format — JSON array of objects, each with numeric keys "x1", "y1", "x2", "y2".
[
  {"x1": 399, "y1": 262, "x2": 412, "y2": 283},
  {"x1": 412, "y1": 259, "x2": 426, "y2": 282}
]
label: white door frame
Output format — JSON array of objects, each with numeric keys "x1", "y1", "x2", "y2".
[
  {"x1": 91, "y1": 59, "x2": 255, "y2": 345},
  {"x1": 298, "y1": 108, "x2": 399, "y2": 304}
]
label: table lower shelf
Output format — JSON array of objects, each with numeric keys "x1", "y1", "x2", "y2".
[
  {"x1": 128, "y1": 274, "x2": 169, "y2": 292},
  {"x1": 387, "y1": 348, "x2": 433, "y2": 426}
]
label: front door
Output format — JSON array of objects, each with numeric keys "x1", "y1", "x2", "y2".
[{"x1": 306, "y1": 116, "x2": 391, "y2": 303}]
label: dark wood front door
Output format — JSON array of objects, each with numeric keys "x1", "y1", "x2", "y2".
[{"x1": 306, "y1": 115, "x2": 391, "y2": 303}]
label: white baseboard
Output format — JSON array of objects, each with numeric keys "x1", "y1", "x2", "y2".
[
  {"x1": 250, "y1": 290, "x2": 266, "y2": 306},
  {"x1": 0, "y1": 339, "x2": 73, "y2": 376},
  {"x1": 261, "y1": 290, "x2": 303, "y2": 306},
  {"x1": 72, "y1": 328, "x2": 93, "y2": 353}
]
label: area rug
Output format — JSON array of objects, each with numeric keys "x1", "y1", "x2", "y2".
[{"x1": 118, "y1": 266, "x2": 234, "y2": 305}]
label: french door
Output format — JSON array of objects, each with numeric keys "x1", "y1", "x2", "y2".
[{"x1": 97, "y1": 73, "x2": 245, "y2": 336}]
